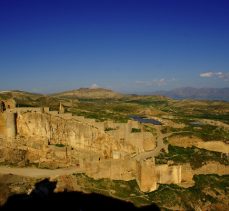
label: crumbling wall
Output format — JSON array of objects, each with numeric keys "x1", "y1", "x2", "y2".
[
  {"x1": 0, "y1": 99, "x2": 16, "y2": 110},
  {"x1": 0, "y1": 112, "x2": 16, "y2": 139},
  {"x1": 16, "y1": 111, "x2": 113, "y2": 158},
  {"x1": 106, "y1": 121, "x2": 156, "y2": 154},
  {"x1": 136, "y1": 159, "x2": 157, "y2": 192},
  {"x1": 0, "y1": 113, "x2": 6, "y2": 138},
  {"x1": 0, "y1": 99, "x2": 16, "y2": 139},
  {"x1": 180, "y1": 164, "x2": 193, "y2": 184},
  {"x1": 5, "y1": 112, "x2": 17, "y2": 138},
  {"x1": 156, "y1": 164, "x2": 182, "y2": 184},
  {"x1": 84, "y1": 159, "x2": 136, "y2": 181},
  {"x1": 16, "y1": 110, "x2": 156, "y2": 159}
]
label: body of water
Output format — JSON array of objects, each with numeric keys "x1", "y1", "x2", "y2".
[{"x1": 130, "y1": 115, "x2": 162, "y2": 125}]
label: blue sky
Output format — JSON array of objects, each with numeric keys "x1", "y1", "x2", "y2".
[{"x1": 0, "y1": 0, "x2": 229, "y2": 93}]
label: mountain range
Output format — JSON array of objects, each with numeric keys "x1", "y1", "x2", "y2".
[
  {"x1": 1, "y1": 87, "x2": 229, "y2": 101},
  {"x1": 151, "y1": 87, "x2": 229, "y2": 101}
]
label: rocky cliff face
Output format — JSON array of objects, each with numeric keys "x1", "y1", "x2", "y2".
[
  {"x1": 17, "y1": 112, "x2": 114, "y2": 158},
  {"x1": 16, "y1": 111, "x2": 147, "y2": 159},
  {"x1": 0, "y1": 106, "x2": 157, "y2": 173}
]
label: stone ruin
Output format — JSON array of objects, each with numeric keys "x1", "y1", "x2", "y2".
[{"x1": 1, "y1": 99, "x2": 228, "y2": 192}]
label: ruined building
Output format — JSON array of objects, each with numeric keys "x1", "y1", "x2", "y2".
[{"x1": 2, "y1": 99, "x2": 227, "y2": 192}]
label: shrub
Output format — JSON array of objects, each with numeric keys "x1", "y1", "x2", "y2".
[
  {"x1": 131, "y1": 128, "x2": 141, "y2": 133},
  {"x1": 104, "y1": 127, "x2": 115, "y2": 131},
  {"x1": 55, "y1": 144, "x2": 65, "y2": 147}
]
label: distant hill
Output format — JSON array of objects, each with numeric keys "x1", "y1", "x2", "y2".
[
  {"x1": 0, "y1": 90, "x2": 43, "y2": 100},
  {"x1": 152, "y1": 87, "x2": 229, "y2": 101},
  {"x1": 2, "y1": 87, "x2": 229, "y2": 102},
  {"x1": 51, "y1": 88, "x2": 123, "y2": 99},
  {"x1": 0, "y1": 90, "x2": 75, "y2": 109}
]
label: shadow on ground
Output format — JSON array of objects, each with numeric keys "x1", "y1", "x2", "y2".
[{"x1": 0, "y1": 178, "x2": 160, "y2": 211}]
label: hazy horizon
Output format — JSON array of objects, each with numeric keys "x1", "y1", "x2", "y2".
[
  {"x1": 0, "y1": 0, "x2": 229, "y2": 93},
  {"x1": 1, "y1": 86, "x2": 229, "y2": 96}
]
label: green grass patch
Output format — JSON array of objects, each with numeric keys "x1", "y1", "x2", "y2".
[
  {"x1": 147, "y1": 174, "x2": 229, "y2": 209},
  {"x1": 72, "y1": 173, "x2": 229, "y2": 210},
  {"x1": 155, "y1": 145, "x2": 229, "y2": 169},
  {"x1": 162, "y1": 123, "x2": 229, "y2": 142},
  {"x1": 144, "y1": 125, "x2": 157, "y2": 135},
  {"x1": 72, "y1": 173, "x2": 143, "y2": 200},
  {"x1": 104, "y1": 127, "x2": 116, "y2": 131},
  {"x1": 55, "y1": 144, "x2": 65, "y2": 147},
  {"x1": 131, "y1": 128, "x2": 141, "y2": 133}
]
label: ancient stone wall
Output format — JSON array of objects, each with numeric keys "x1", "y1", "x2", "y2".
[
  {"x1": 0, "y1": 113, "x2": 6, "y2": 138},
  {"x1": 0, "y1": 99, "x2": 16, "y2": 138},
  {"x1": 5, "y1": 111, "x2": 17, "y2": 139},
  {"x1": 156, "y1": 164, "x2": 182, "y2": 184},
  {"x1": 4, "y1": 104, "x2": 228, "y2": 193},
  {"x1": 0, "y1": 99, "x2": 16, "y2": 110},
  {"x1": 14, "y1": 108, "x2": 156, "y2": 160},
  {"x1": 84, "y1": 159, "x2": 136, "y2": 181},
  {"x1": 14, "y1": 107, "x2": 43, "y2": 113},
  {"x1": 136, "y1": 159, "x2": 158, "y2": 192},
  {"x1": 16, "y1": 111, "x2": 113, "y2": 158},
  {"x1": 0, "y1": 112, "x2": 16, "y2": 139}
]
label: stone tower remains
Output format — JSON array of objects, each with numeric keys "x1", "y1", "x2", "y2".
[{"x1": 0, "y1": 99, "x2": 17, "y2": 139}]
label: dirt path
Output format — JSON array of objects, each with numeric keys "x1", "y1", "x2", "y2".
[{"x1": 0, "y1": 166, "x2": 82, "y2": 178}]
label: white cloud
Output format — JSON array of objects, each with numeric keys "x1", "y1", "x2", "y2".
[
  {"x1": 90, "y1": 83, "x2": 99, "y2": 89},
  {"x1": 200, "y1": 71, "x2": 229, "y2": 81},
  {"x1": 200, "y1": 72, "x2": 215, "y2": 77}
]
